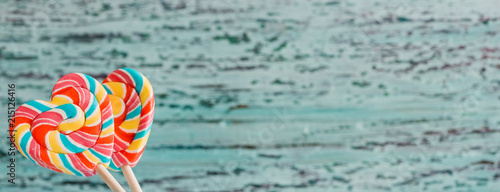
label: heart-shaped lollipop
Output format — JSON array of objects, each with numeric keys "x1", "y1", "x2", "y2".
[
  {"x1": 102, "y1": 68, "x2": 155, "y2": 192},
  {"x1": 11, "y1": 73, "x2": 125, "y2": 191}
]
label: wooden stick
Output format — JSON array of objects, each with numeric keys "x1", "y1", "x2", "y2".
[
  {"x1": 95, "y1": 164, "x2": 126, "y2": 192},
  {"x1": 122, "y1": 165, "x2": 142, "y2": 192}
]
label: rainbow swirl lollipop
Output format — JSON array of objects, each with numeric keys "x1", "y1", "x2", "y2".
[
  {"x1": 11, "y1": 73, "x2": 125, "y2": 191},
  {"x1": 102, "y1": 68, "x2": 154, "y2": 191}
]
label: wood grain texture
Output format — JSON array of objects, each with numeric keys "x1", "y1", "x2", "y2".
[{"x1": 1, "y1": 0, "x2": 500, "y2": 191}]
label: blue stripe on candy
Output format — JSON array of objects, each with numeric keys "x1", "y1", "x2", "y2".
[
  {"x1": 26, "y1": 100, "x2": 52, "y2": 112},
  {"x1": 58, "y1": 154, "x2": 83, "y2": 176},
  {"x1": 84, "y1": 74, "x2": 96, "y2": 94},
  {"x1": 86, "y1": 97, "x2": 99, "y2": 118},
  {"x1": 19, "y1": 130, "x2": 36, "y2": 163},
  {"x1": 134, "y1": 124, "x2": 152, "y2": 140},
  {"x1": 103, "y1": 84, "x2": 112, "y2": 95},
  {"x1": 88, "y1": 148, "x2": 108, "y2": 163},
  {"x1": 102, "y1": 118, "x2": 113, "y2": 129},
  {"x1": 59, "y1": 134, "x2": 83, "y2": 153},
  {"x1": 57, "y1": 104, "x2": 77, "y2": 118},
  {"x1": 125, "y1": 106, "x2": 141, "y2": 120},
  {"x1": 123, "y1": 68, "x2": 144, "y2": 94},
  {"x1": 108, "y1": 161, "x2": 120, "y2": 171}
]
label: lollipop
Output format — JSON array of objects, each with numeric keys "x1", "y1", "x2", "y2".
[
  {"x1": 102, "y1": 68, "x2": 154, "y2": 192},
  {"x1": 11, "y1": 73, "x2": 125, "y2": 191}
]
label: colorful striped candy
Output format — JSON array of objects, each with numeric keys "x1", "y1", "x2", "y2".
[
  {"x1": 11, "y1": 73, "x2": 114, "y2": 177},
  {"x1": 102, "y1": 68, "x2": 155, "y2": 171}
]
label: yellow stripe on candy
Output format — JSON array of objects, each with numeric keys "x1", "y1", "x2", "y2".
[
  {"x1": 108, "y1": 95, "x2": 125, "y2": 117},
  {"x1": 14, "y1": 124, "x2": 30, "y2": 159},
  {"x1": 58, "y1": 118, "x2": 84, "y2": 133},
  {"x1": 95, "y1": 86, "x2": 107, "y2": 103},
  {"x1": 48, "y1": 152, "x2": 72, "y2": 175},
  {"x1": 126, "y1": 132, "x2": 150, "y2": 152},
  {"x1": 100, "y1": 124, "x2": 114, "y2": 137},
  {"x1": 82, "y1": 150, "x2": 99, "y2": 163},
  {"x1": 139, "y1": 76, "x2": 153, "y2": 105},
  {"x1": 106, "y1": 82, "x2": 126, "y2": 98},
  {"x1": 120, "y1": 117, "x2": 140, "y2": 131},
  {"x1": 48, "y1": 131, "x2": 66, "y2": 153},
  {"x1": 50, "y1": 95, "x2": 72, "y2": 105},
  {"x1": 84, "y1": 108, "x2": 101, "y2": 126},
  {"x1": 58, "y1": 107, "x2": 85, "y2": 133}
]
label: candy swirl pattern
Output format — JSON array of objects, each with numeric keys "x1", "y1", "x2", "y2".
[
  {"x1": 102, "y1": 68, "x2": 155, "y2": 171},
  {"x1": 11, "y1": 73, "x2": 114, "y2": 177}
]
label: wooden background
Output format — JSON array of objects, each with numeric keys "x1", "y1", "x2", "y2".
[{"x1": 1, "y1": 0, "x2": 500, "y2": 191}]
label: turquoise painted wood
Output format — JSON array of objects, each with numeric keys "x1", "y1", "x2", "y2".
[{"x1": 1, "y1": 0, "x2": 500, "y2": 191}]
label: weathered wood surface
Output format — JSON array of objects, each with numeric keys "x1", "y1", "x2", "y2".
[{"x1": 1, "y1": 0, "x2": 500, "y2": 191}]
